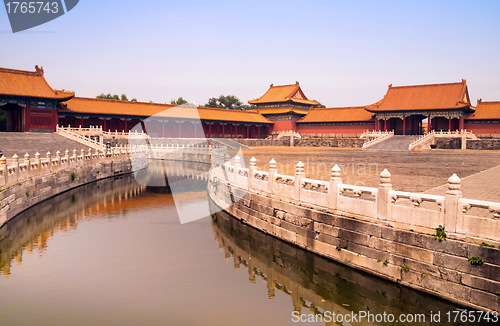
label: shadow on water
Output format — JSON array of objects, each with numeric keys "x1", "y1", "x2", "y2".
[{"x1": 211, "y1": 210, "x2": 497, "y2": 326}]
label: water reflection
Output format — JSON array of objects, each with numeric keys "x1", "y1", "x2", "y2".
[
  {"x1": 0, "y1": 175, "x2": 147, "y2": 276},
  {"x1": 211, "y1": 210, "x2": 489, "y2": 326}
]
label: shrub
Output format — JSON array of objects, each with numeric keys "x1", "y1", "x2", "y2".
[
  {"x1": 468, "y1": 256, "x2": 484, "y2": 266},
  {"x1": 433, "y1": 225, "x2": 447, "y2": 242}
]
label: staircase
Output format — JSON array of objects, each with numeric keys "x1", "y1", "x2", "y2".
[
  {"x1": 364, "y1": 135, "x2": 419, "y2": 151},
  {"x1": 0, "y1": 132, "x2": 91, "y2": 158}
]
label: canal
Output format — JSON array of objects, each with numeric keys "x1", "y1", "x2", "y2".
[{"x1": 0, "y1": 167, "x2": 491, "y2": 325}]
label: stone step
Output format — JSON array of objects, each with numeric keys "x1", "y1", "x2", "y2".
[
  {"x1": 0, "y1": 132, "x2": 92, "y2": 159},
  {"x1": 364, "y1": 135, "x2": 419, "y2": 151}
]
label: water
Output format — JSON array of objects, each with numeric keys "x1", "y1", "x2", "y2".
[{"x1": 0, "y1": 172, "x2": 491, "y2": 326}]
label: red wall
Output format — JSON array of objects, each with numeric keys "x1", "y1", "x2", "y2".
[
  {"x1": 297, "y1": 124, "x2": 374, "y2": 135},
  {"x1": 271, "y1": 120, "x2": 296, "y2": 133},
  {"x1": 465, "y1": 122, "x2": 500, "y2": 134}
]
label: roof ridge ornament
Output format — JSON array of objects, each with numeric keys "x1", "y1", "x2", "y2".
[{"x1": 34, "y1": 65, "x2": 44, "y2": 75}]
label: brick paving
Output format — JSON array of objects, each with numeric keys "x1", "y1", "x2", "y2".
[{"x1": 425, "y1": 163, "x2": 500, "y2": 202}]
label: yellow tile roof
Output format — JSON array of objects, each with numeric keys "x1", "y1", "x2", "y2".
[
  {"x1": 0, "y1": 66, "x2": 74, "y2": 100},
  {"x1": 467, "y1": 100, "x2": 500, "y2": 120},
  {"x1": 249, "y1": 82, "x2": 319, "y2": 106},
  {"x1": 298, "y1": 106, "x2": 374, "y2": 123},
  {"x1": 60, "y1": 97, "x2": 273, "y2": 124},
  {"x1": 367, "y1": 80, "x2": 470, "y2": 112}
]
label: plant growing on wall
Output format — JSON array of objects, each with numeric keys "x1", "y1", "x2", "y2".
[
  {"x1": 468, "y1": 256, "x2": 484, "y2": 266},
  {"x1": 433, "y1": 225, "x2": 447, "y2": 242}
]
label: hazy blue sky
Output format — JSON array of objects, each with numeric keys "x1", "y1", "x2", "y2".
[{"x1": 1, "y1": 0, "x2": 499, "y2": 107}]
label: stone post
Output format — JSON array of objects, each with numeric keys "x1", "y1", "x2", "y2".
[
  {"x1": 268, "y1": 158, "x2": 277, "y2": 194},
  {"x1": 80, "y1": 149, "x2": 85, "y2": 164},
  {"x1": 65, "y1": 150, "x2": 70, "y2": 162},
  {"x1": 234, "y1": 155, "x2": 241, "y2": 169},
  {"x1": 73, "y1": 149, "x2": 77, "y2": 160},
  {"x1": 46, "y1": 152, "x2": 52, "y2": 172},
  {"x1": 0, "y1": 155, "x2": 8, "y2": 184},
  {"x1": 88, "y1": 148, "x2": 92, "y2": 162},
  {"x1": 248, "y1": 157, "x2": 257, "y2": 190},
  {"x1": 12, "y1": 154, "x2": 19, "y2": 179},
  {"x1": 55, "y1": 150, "x2": 61, "y2": 170},
  {"x1": 24, "y1": 153, "x2": 30, "y2": 172},
  {"x1": 294, "y1": 161, "x2": 305, "y2": 201},
  {"x1": 328, "y1": 164, "x2": 342, "y2": 210},
  {"x1": 377, "y1": 168, "x2": 392, "y2": 220},
  {"x1": 444, "y1": 173, "x2": 462, "y2": 233},
  {"x1": 34, "y1": 152, "x2": 41, "y2": 176}
]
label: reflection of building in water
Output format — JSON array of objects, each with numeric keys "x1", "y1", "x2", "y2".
[
  {"x1": 0, "y1": 159, "x2": 211, "y2": 276},
  {"x1": 211, "y1": 210, "x2": 463, "y2": 326},
  {"x1": 0, "y1": 175, "x2": 147, "y2": 276}
]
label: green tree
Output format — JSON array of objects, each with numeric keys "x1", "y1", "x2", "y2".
[
  {"x1": 96, "y1": 93, "x2": 134, "y2": 101},
  {"x1": 205, "y1": 95, "x2": 252, "y2": 110},
  {"x1": 170, "y1": 97, "x2": 189, "y2": 105},
  {"x1": 131, "y1": 98, "x2": 137, "y2": 102}
]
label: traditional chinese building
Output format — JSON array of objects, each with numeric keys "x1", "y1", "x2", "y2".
[
  {"x1": 59, "y1": 97, "x2": 272, "y2": 138},
  {"x1": 0, "y1": 66, "x2": 74, "y2": 132},
  {"x1": 297, "y1": 106, "x2": 374, "y2": 135},
  {"x1": 1, "y1": 66, "x2": 499, "y2": 137},
  {"x1": 464, "y1": 99, "x2": 500, "y2": 135},
  {"x1": 248, "y1": 82, "x2": 319, "y2": 133},
  {"x1": 366, "y1": 80, "x2": 473, "y2": 135}
]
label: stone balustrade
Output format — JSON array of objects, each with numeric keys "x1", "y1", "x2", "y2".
[
  {"x1": 361, "y1": 131, "x2": 394, "y2": 149},
  {"x1": 209, "y1": 155, "x2": 500, "y2": 243}
]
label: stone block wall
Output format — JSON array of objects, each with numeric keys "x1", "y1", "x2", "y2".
[
  {"x1": 209, "y1": 179, "x2": 500, "y2": 311},
  {"x1": 0, "y1": 159, "x2": 133, "y2": 226}
]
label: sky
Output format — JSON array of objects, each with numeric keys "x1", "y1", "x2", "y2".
[{"x1": 1, "y1": 0, "x2": 500, "y2": 107}]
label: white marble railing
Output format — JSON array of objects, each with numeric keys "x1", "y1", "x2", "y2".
[
  {"x1": 0, "y1": 147, "x2": 141, "y2": 189},
  {"x1": 209, "y1": 155, "x2": 500, "y2": 242},
  {"x1": 409, "y1": 130, "x2": 478, "y2": 150},
  {"x1": 361, "y1": 131, "x2": 394, "y2": 149}
]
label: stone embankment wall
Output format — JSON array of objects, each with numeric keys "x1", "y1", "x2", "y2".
[
  {"x1": 0, "y1": 149, "x2": 137, "y2": 227},
  {"x1": 434, "y1": 138, "x2": 500, "y2": 150},
  {"x1": 0, "y1": 144, "x2": 214, "y2": 227},
  {"x1": 208, "y1": 157, "x2": 500, "y2": 311},
  {"x1": 239, "y1": 136, "x2": 364, "y2": 148}
]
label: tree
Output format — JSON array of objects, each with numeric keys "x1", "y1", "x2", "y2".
[
  {"x1": 170, "y1": 97, "x2": 189, "y2": 105},
  {"x1": 96, "y1": 93, "x2": 135, "y2": 101},
  {"x1": 205, "y1": 95, "x2": 252, "y2": 110},
  {"x1": 131, "y1": 98, "x2": 137, "y2": 102}
]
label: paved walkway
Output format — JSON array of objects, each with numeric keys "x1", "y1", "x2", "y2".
[{"x1": 425, "y1": 163, "x2": 500, "y2": 202}]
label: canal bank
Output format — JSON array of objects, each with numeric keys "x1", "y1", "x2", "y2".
[{"x1": 208, "y1": 159, "x2": 500, "y2": 312}]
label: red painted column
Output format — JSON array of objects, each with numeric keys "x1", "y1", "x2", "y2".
[
  {"x1": 402, "y1": 116, "x2": 406, "y2": 135},
  {"x1": 459, "y1": 116, "x2": 465, "y2": 131},
  {"x1": 257, "y1": 125, "x2": 261, "y2": 139},
  {"x1": 428, "y1": 115, "x2": 432, "y2": 132},
  {"x1": 208, "y1": 123, "x2": 212, "y2": 138},
  {"x1": 383, "y1": 119, "x2": 388, "y2": 132},
  {"x1": 221, "y1": 124, "x2": 225, "y2": 138},
  {"x1": 448, "y1": 117, "x2": 452, "y2": 131}
]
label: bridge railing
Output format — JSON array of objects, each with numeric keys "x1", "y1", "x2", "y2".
[{"x1": 209, "y1": 155, "x2": 500, "y2": 243}]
